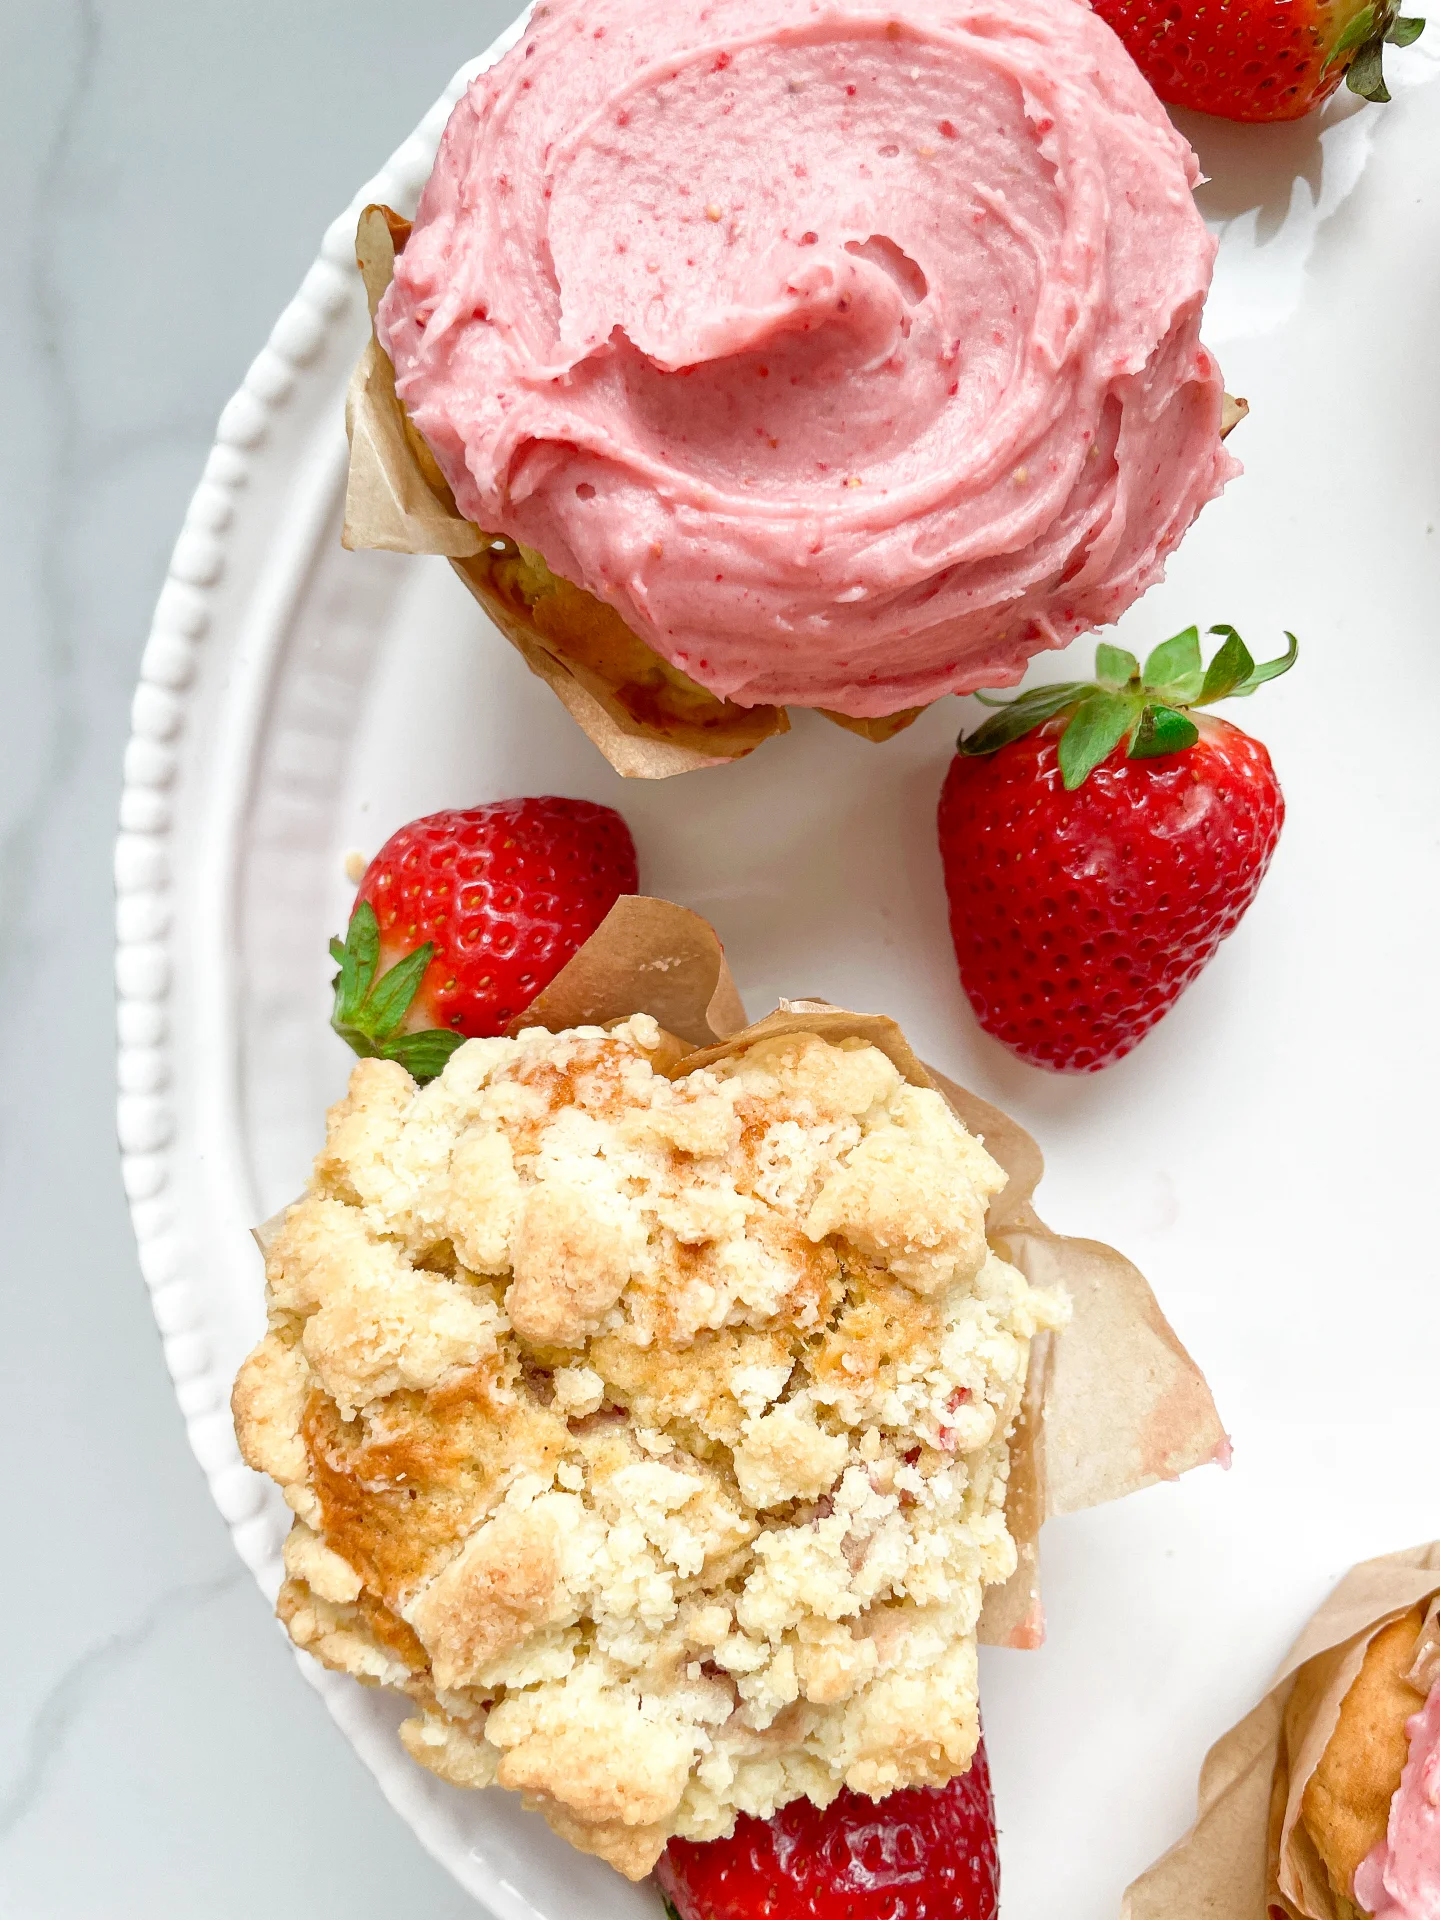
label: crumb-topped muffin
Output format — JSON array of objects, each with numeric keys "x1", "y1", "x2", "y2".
[{"x1": 233, "y1": 1017, "x2": 1067, "y2": 1877}]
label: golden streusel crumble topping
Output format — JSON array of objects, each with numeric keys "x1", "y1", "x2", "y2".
[{"x1": 232, "y1": 1018, "x2": 1066, "y2": 1877}]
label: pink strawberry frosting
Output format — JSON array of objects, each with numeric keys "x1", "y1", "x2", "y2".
[
  {"x1": 1352, "y1": 1679, "x2": 1440, "y2": 1920},
  {"x1": 379, "y1": 0, "x2": 1238, "y2": 718}
]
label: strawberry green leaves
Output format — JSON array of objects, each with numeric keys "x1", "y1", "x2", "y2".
[
  {"x1": 1094, "y1": 642, "x2": 1139, "y2": 689},
  {"x1": 1201, "y1": 625, "x2": 1298, "y2": 700},
  {"x1": 963, "y1": 681, "x2": 1092, "y2": 755},
  {"x1": 1324, "y1": 2, "x2": 1426, "y2": 102},
  {"x1": 1056, "y1": 690, "x2": 1140, "y2": 787},
  {"x1": 1129, "y1": 701, "x2": 1199, "y2": 760},
  {"x1": 1139, "y1": 626, "x2": 1206, "y2": 703},
  {"x1": 958, "y1": 625, "x2": 1297, "y2": 791},
  {"x1": 329, "y1": 901, "x2": 467, "y2": 1082}
]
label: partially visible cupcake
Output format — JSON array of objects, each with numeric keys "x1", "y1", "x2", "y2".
[
  {"x1": 1120, "y1": 1550, "x2": 1440, "y2": 1920},
  {"x1": 1298, "y1": 1607, "x2": 1440, "y2": 1917},
  {"x1": 366, "y1": 0, "x2": 1239, "y2": 741}
]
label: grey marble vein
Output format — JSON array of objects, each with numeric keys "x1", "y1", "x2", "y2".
[
  {"x1": 0, "y1": 6, "x2": 524, "y2": 1914},
  {"x1": 1, "y1": 0, "x2": 93, "y2": 975},
  {"x1": 0, "y1": 1570, "x2": 242, "y2": 1842}
]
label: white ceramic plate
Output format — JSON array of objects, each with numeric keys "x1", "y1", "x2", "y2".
[{"x1": 117, "y1": 18, "x2": 1440, "y2": 1917}]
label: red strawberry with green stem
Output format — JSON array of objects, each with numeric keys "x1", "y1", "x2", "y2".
[
  {"x1": 328, "y1": 796, "x2": 638, "y2": 1081},
  {"x1": 657, "y1": 1738, "x2": 999, "y2": 1920},
  {"x1": 1092, "y1": 0, "x2": 1424, "y2": 121},
  {"x1": 937, "y1": 625, "x2": 1294, "y2": 1074}
]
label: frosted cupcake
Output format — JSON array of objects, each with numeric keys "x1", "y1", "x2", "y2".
[{"x1": 359, "y1": 0, "x2": 1239, "y2": 757}]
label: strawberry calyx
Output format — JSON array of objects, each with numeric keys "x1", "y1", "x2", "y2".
[
  {"x1": 958, "y1": 624, "x2": 1297, "y2": 791},
  {"x1": 329, "y1": 900, "x2": 467, "y2": 1083},
  {"x1": 1326, "y1": 2, "x2": 1425, "y2": 104}
]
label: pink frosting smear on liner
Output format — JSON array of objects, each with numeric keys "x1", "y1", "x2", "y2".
[
  {"x1": 1353, "y1": 1680, "x2": 1440, "y2": 1920},
  {"x1": 379, "y1": 0, "x2": 1240, "y2": 719}
]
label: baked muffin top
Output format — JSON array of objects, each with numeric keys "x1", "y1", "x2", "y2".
[{"x1": 233, "y1": 1017, "x2": 1066, "y2": 1877}]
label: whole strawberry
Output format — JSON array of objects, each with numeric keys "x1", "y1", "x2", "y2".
[
  {"x1": 938, "y1": 626, "x2": 1294, "y2": 1074},
  {"x1": 657, "y1": 1740, "x2": 998, "y2": 1920},
  {"x1": 1093, "y1": 0, "x2": 1424, "y2": 120},
  {"x1": 328, "y1": 796, "x2": 638, "y2": 1080}
]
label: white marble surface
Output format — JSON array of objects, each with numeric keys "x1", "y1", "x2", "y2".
[{"x1": 1, "y1": 6, "x2": 518, "y2": 1915}]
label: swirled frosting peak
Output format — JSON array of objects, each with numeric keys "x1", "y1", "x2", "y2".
[{"x1": 380, "y1": 0, "x2": 1238, "y2": 718}]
